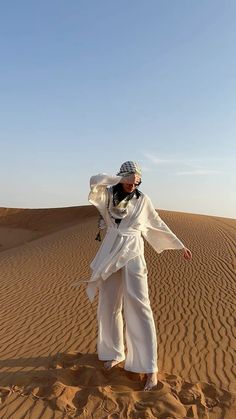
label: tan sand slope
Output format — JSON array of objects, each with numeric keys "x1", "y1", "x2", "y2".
[
  {"x1": 0, "y1": 206, "x2": 235, "y2": 418},
  {"x1": 0, "y1": 206, "x2": 96, "y2": 252},
  {"x1": 1, "y1": 353, "x2": 235, "y2": 418}
]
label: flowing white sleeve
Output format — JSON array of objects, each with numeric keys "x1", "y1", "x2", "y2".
[
  {"x1": 88, "y1": 173, "x2": 122, "y2": 208},
  {"x1": 141, "y1": 195, "x2": 185, "y2": 254}
]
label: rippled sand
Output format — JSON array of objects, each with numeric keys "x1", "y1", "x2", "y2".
[{"x1": 0, "y1": 205, "x2": 235, "y2": 418}]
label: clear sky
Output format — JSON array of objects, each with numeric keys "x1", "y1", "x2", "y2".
[{"x1": 0, "y1": 0, "x2": 235, "y2": 218}]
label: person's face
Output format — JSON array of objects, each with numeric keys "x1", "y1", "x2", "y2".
[{"x1": 122, "y1": 180, "x2": 141, "y2": 194}]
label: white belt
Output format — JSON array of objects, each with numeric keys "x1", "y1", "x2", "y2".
[{"x1": 107, "y1": 227, "x2": 141, "y2": 237}]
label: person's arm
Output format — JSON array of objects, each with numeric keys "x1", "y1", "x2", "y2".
[
  {"x1": 90, "y1": 173, "x2": 122, "y2": 188},
  {"x1": 141, "y1": 195, "x2": 186, "y2": 254},
  {"x1": 88, "y1": 173, "x2": 122, "y2": 207},
  {"x1": 89, "y1": 172, "x2": 140, "y2": 188},
  {"x1": 89, "y1": 172, "x2": 141, "y2": 205}
]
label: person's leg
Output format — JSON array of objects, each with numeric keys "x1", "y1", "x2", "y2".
[
  {"x1": 122, "y1": 256, "x2": 158, "y2": 389},
  {"x1": 97, "y1": 269, "x2": 125, "y2": 365}
]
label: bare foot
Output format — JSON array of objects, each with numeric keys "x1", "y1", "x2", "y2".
[
  {"x1": 104, "y1": 360, "x2": 123, "y2": 370},
  {"x1": 144, "y1": 372, "x2": 158, "y2": 391}
]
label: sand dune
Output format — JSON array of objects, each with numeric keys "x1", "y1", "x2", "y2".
[
  {"x1": 0, "y1": 205, "x2": 235, "y2": 418},
  {"x1": 0, "y1": 206, "x2": 96, "y2": 252}
]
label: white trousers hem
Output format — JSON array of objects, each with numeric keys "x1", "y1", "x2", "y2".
[
  {"x1": 124, "y1": 366, "x2": 158, "y2": 374},
  {"x1": 98, "y1": 356, "x2": 126, "y2": 362}
]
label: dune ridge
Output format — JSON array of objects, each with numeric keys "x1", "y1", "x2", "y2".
[
  {"x1": 0, "y1": 206, "x2": 235, "y2": 418},
  {"x1": 0, "y1": 206, "x2": 96, "y2": 253}
]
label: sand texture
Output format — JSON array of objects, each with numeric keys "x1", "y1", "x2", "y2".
[{"x1": 0, "y1": 205, "x2": 235, "y2": 418}]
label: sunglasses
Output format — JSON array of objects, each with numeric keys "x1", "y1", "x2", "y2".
[{"x1": 126, "y1": 181, "x2": 142, "y2": 187}]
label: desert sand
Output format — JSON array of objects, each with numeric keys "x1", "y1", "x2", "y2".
[{"x1": 0, "y1": 205, "x2": 235, "y2": 418}]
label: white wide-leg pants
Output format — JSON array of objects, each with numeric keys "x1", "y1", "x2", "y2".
[{"x1": 97, "y1": 256, "x2": 158, "y2": 373}]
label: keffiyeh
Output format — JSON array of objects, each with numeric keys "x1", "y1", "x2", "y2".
[
  {"x1": 108, "y1": 183, "x2": 141, "y2": 223},
  {"x1": 117, "y1": 161, "x2": 142, "y2": 177}
]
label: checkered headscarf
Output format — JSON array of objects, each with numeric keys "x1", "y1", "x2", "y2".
[{"x1": 116, "y1": 161, "x2": 142, "y2": 177}]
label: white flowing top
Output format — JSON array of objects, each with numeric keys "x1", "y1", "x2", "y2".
[{"x1": 78, "y1": 174, "x2": 185, "y2": 302}]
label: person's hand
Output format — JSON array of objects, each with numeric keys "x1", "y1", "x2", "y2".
[
  {"x1": 183, "y1": 247, "x2": 192, "y2": 260},
  {"x1": 120, "y1": 174, "x2": 141, "y2": 185}
]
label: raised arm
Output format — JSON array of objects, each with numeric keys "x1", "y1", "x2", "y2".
[
  {"x1": 88, "y1": 173, "x2": 122, "y2": 214},
  {"x1": 90, "y1": 173, "x2": 122, "y2": 188},
  {"x1": 89, "y1": 172, "x2": 141, "y2": 204}
]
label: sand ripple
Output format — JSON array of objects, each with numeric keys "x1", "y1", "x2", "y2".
[
  {"x1": 1, "y1": 352, "x2": 236, "y2": 418},
  {"x1": 0, "y1": 207, "x2": 235, "y2": 417}
]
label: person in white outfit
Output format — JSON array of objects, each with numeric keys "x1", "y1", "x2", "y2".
[{"x1": 81, "y1": 161, "x2": 192, "y2": 391}]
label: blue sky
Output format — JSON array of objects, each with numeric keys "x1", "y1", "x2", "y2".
[{"x1": 0, "y1": 1, "x2": 235, "y2": 218}]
